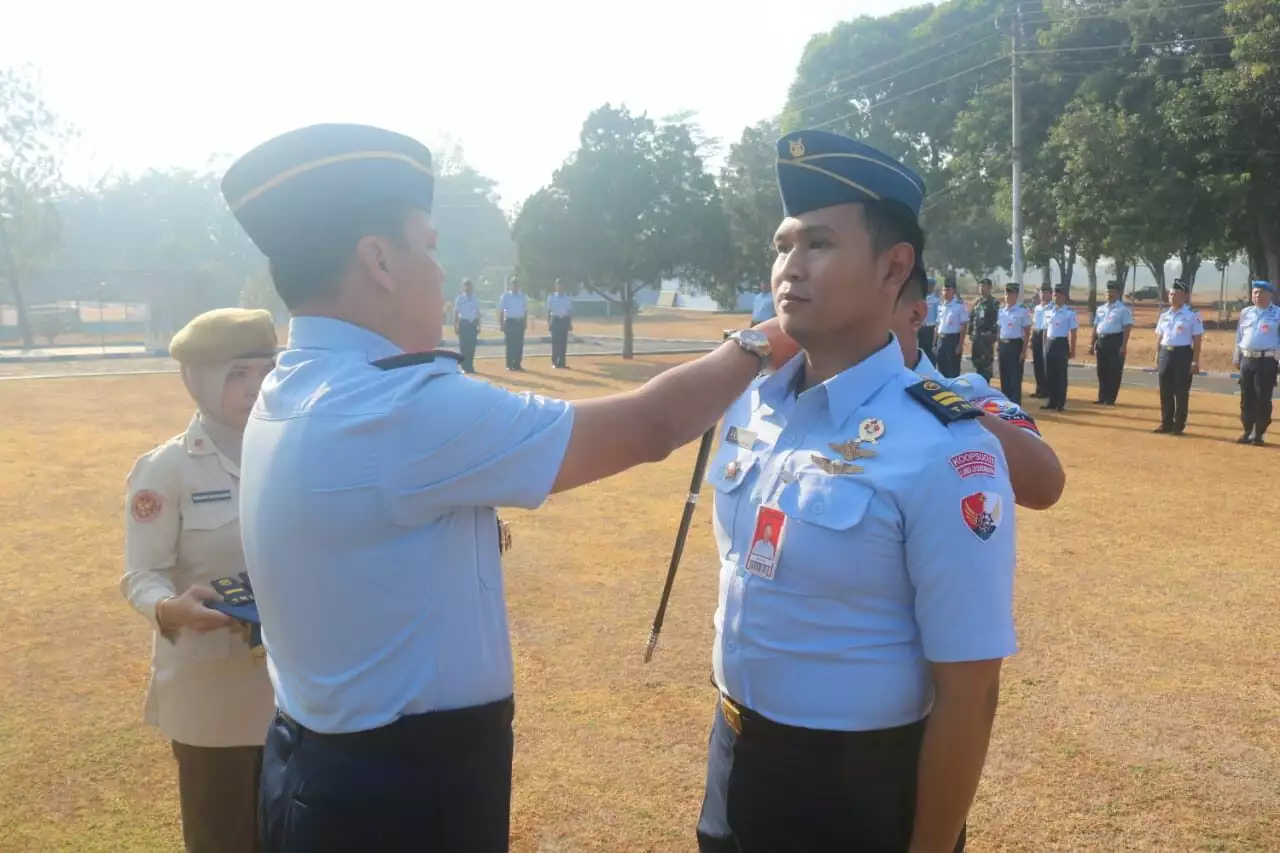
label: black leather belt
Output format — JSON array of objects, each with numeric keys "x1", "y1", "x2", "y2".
[{"x1": 277, "y1": 696, "x2": 514, "y2": 756}]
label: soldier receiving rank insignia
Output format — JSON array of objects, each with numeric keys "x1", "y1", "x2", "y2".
[{"x1": 697, "y1": 128, "x2": 1017, "y2": 853}]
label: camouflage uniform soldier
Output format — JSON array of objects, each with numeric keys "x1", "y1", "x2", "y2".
[{"x1": 968, "y1": 277, "x2": 1001, "y2": 382}]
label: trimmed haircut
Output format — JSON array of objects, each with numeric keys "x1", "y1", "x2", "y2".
[
  {"x1": 268, "y1": 199, "x2": 415, "y2": 309},
  {"x1": 859, "y1": 200, "x2": 928, "y2": 306}
]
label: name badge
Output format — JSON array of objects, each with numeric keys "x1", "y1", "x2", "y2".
[
  {"x1": 744, "y1": 506, "x2": 786, "y2": 581},
  {"x1": 191, "y1": 489, "x2": 232, "y2": 504},
  {"x1": 726, "y1": 426, "x2": 757, "y2": 449}
]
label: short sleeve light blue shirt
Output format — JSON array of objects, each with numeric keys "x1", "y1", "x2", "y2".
[
  {"x1": 1093, "y1": 300, "x2": 1134, "y2": 335},
  {"x1": 547, "y1": 293, "x2": 573, "y2": 317},
  {"x1": 1033, "y1": 302, "x2": 1050, "y2": 331},
  {"x1": 454, "y1": 292, "x2": 479, "y2": 321},
  {"x1": 1236, "y1": 304, "x2": 1280, "y2": 352},
  {"x1": 1156, "y1": 306, "x2": 1204, "y2": 346},
  {"x1": 1045, "y1": 304, "x2": 1079, "y2": 339},
  {"x1": 499, "y1": 291, "x2": 528, "y2": 318},
  {"x1": 936, "y1": 299, "x2": 969, "y2": 335},
  {"x1": 752, "y1": 291, "x2": 776, "y2": 324},
  {"x1": 708, "y1": 338, "x2": 1018, "y2": 732},
  {"x1": 240, "y1": 317, "x2": 574, "y2": 734},
  {"x1": 924, "y1": 292, "x2": 940, "y2": 327}
]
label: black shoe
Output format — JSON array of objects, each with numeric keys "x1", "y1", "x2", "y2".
[
  {"x1": 1153, "y1": 425, "x2": 1171, "y2": 433},
  {"x1": 1041, "y1": 403, "x2": 1055, "y2": 410},
  {"x1": 1172, "y1": 426, "x2": 1185, "y2": 435},
  {"x1": 1237, "y1": 434, "x2": 1253, "y2": 444},
  {"x1": 1092, "y1": 399, "x2": 1104, "y2": 405},
  {"x1": 1253, "y1": 436, "x2": 1267, "y2": 446},
  {"x1": 1104, "y1": 401, "x2": 1116, "y2": 406}
]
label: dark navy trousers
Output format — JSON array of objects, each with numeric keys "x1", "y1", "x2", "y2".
[{"x1": 260, "y1": 698, "x2": 514, "y2": 853}]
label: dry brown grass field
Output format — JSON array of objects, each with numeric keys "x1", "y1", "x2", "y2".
[{"x1": 1, "y1": 355, "x2": 1277, "y2": 852}]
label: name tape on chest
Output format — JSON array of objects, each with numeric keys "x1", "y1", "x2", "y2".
[
  {"x1": 191, "y1": 489, "x2": 232, "y2": 504},
  {"x1": 905, "y1": 380, "x2": 983, "y2": 425}
]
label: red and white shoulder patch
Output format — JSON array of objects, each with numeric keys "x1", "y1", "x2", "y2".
[
  {"x1": 131, "y1": 489, "x2": 164, "y2": 523},
  {"x1": 949, "y1": 450, "x2": 997, "y2": 479}
]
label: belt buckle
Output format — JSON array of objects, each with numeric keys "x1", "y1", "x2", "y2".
[{"x1": 720, "y1": 696, "x2": 743, "y2": 736}]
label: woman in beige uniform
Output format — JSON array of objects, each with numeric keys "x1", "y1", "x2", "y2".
[{"x1": 120, "y1": 308, "x2": 278, "y2": 853}]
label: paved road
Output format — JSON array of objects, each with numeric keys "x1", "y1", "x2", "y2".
[
  {"x1": 0, "y1": 337, "x2": 1246, "y2": 398},
  {"x1": 0, "y1": 336, "x2": 715, "y2": 381}
]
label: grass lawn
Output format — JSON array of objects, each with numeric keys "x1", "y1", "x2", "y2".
[{"x1": 0, "y1": 355, "x2": 1276, "y2": 851}]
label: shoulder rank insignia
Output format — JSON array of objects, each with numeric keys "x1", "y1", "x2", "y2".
[{"x1": 905, "y1": 379, "x2": 983, "y2": 425}]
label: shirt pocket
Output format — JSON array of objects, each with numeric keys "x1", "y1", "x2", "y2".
[
  {"x1": 182, "y1": 498, "x2": 239, "y2": 532},
  {"x1": 774, "y1": 474, "x2": 901, "y2": 597},
  {"x1": 706, "y1": 443, "x2": 765, "y2": 558}
]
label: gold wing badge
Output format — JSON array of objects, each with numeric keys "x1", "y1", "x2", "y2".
[
  {"x1": 810, "y1": 453, "x2": 865, "y2": 476},
  {"x1": 811, "y1": 426, "x2": 882, "y2": 477}
]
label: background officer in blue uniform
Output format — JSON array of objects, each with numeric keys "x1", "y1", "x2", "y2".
[
  {"x1": 1088, "y1": 280, "x2": 1133, "y2": 405},
  {"x1": 1153, "y1": 278, "x2": 1203, "y2": 434},
  {"x1": 1042, "y1": 283, "x2": 1078, "y2": 411},
  {"x1": 996, "y1": 282, "x2": 1032, "y2": 405},
  {"x1": 750, "y1": 280, "x2": 776, "y2": 326},
  {"x1": 221, "y1": 123, "x2": 798, "y2": 853},
  {"x1": 1233, "y1": 279, "x2": 1280, "y2": 444},
  {"x1": 934, "y1": 276, "x2": 968, "y2": 377},
  {"x1": 895, "y1": 270, "x2": 1064, "y2": 511},
  {"x1": 547, "y1": 279, "x2": 573, "y2": 368},
  {"x1": 452, "y1": 278, "x2": 480, "y2": 373},
  {"x1": 498, "y1": 277, "x2": 528, "y2": 370},
  {"x1": 1030, "y1": 282, "x2": 1052, "y2": 398},
  {"x1": 917, "y1": 275, "x2": 939, "y2": 356},
  {"x1": 696, "y1": 129, "x2": 1017, "y2": 853}
]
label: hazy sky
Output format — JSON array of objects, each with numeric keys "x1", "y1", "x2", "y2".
[{"x1": 3, "y1": 0, "x2": 917, "y2": 210}]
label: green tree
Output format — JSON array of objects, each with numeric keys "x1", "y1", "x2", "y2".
[
  {"x1": 0, "y1": 67, "x2": 68, "y2": 348},
  {"x1": 717, "y1": 119, "x2": 781, "y2": 308},
  {"x1": 512, "y1": 105, "x2": 727, "y2": 357}
]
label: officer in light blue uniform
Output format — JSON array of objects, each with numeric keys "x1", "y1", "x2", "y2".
[
  {"x1": 1153, "y1": 278, "x2": 1203, "y2": 434},
  {"x1": 1030, "y1": 282, "x2": 1052, "y2": 397},
  {"x1": 750, "y1": 280, "x2": 776, "y2": 326},
  {"x1": 1234, "y1": 279, "x2": 1280, "y2": 444},
  {"x1": 934, "y1": 277, "x2": 969, "y2": 377},
  {"x1": 223, "y1": 122, "x2": 794, "y2": 853},
  {"x1": 1090, "y1": 281, "x2": 1134, "y2": 405},
  {"x1": 918, "y1": 276, "x2": 939, "y2": 355},
  {"x1": 453, "y1": 278, "x2": 481, "y2": 373},
  {"x1": 696, "y1": 129, "x2": 1017, "y2": 853},
  {"x1": 547, "y1": 279, "x2": 574, "y2": 369}
]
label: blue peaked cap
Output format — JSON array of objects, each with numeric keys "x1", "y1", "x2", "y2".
[
  {"x1": 1252, "y1": 279, "x2": 1276, "y2": 294},
  {"x1": 776, "y1": 130, "x2": 926, "y2": 220},
  {"x1": 221, "y1": 123, "x2": 434, "y2": 262}
]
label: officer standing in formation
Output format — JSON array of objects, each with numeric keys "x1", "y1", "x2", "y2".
[
  {"x1": 1041, "y1": 283, "x2": 1078, "y2": 411},
  {"x1": 1153, "y1": 279, "x2": 1203, "y2": 435},
  {"x1": 220, "y1": 122, "x2": 797, "y2": 853},
  {"x1": 697, "y1": 129, "x2": 1016, "y2": 853},
  {"x1": 967, "y1": 277, "x2": 1000, "y2": 382},
  {"x1": 917, "y1": 275, "x2": 939, "y2": 355},
  {"x1": 1233, "y1": 279, "x2": 1279, "y2": 444},
  {"x1": 894, "y1": 271, "x2": 1065, "y2": 511},
  {"x1": 499, "y1": 276, "x2": 527, "y2": 370},
  {"x1": 547, "y1": 279, "x2": 573, "y2": 369},
  {"x1": 1089, "y1": 280, "x2": 1134, "y2": 405},
  {"x1": 1030, "y1": 282, "x2": 1052, "y2": 398},
  {"x1": 750, "y1": 280, "x2": 776, "y2": 326},
  {"x1": 453, "y1": 278, "x2": 480, "y2": 373},
  {"x1": 996, "y1": 282, "x2": 1032, "y2": 405},
  {"x1": 934, "y1": 276, "x2": 969, "y2": 377},
  {"x1": 121, "y1": 308, "x2": 278, "y2": 853}
]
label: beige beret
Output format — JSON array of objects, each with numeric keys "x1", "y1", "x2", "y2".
[{"x1": 169, "y1": 308, "x2": 278, "y2": 364}]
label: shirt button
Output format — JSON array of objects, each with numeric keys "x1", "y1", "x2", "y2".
[
  {"x1": 812, "y1": 500, "x2": 824, "y2": 514},
  {"x1": 782, "y1": 435, "x2": 796, "y2": 447},
  {"x1": 726, "y1": 640, "x2": 736, "y2": 652},
  {"x1": 751, "y1": 495, "x2": 762, "y2": 505}
]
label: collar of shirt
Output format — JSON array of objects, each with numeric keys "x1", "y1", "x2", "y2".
[
  {"x1": 755, "y1": 336, "x2": 905, "y2": 429},
  {"x1": 184, "y1": 415, "x2": 240, "y2": 476},
  {"x1": 286, "y1": 316, "x2": 403, "y2": 362}
]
